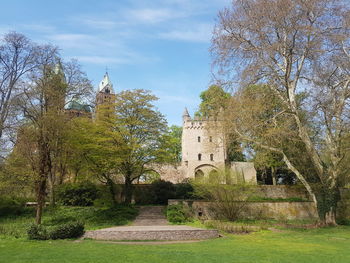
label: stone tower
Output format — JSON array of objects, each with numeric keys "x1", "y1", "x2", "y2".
[
  {"x1": 96, "y1": 72, "x2": 115, "y2": 105},
  {"x1": 181, "y1": 108, "x2": 227, "y2": 179}
]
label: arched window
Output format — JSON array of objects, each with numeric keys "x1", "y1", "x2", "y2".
[
  {"x1": 209, "y1": 136, "x2": 212, "y2": 142},
  {"x1": 198, "y1": 153, "x2": 202, "y2": 161},
  {"x1": 210, "y1": 154, "x2": 214, "y2": 161},
  {"x1": 198, "y1": 136, "x2": 201, "y2": 142}
]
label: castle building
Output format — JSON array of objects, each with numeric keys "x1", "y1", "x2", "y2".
[
  {"x1": 181, "y1": 108, "x2": 227, "y2": 179},
  {"x1": 159, "y1": 107, "x2": 256, "y2": 184}
]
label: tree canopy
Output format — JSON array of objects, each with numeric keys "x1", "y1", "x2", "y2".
[{"x1": 212, "y1": 0, "x2": 350, "y2": 224}]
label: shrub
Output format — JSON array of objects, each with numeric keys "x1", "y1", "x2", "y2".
[
  {"x1": 49, "y1": 221, "x2": 85, "y2": 240},
  {"x1": 27, "y1": 221, "x2": 85, "y2": 240},
  {"x1": 0, "y1": 197, "x2": 26, "y2": 217},
  {"x1": 204, "y1": 220, "x2": 262, "y2": 233},
  {"x1": 134, "y1": 185, "x2": 156, "y2": 205},
  {"x1": 46, "y1": 214, "x2": 77, "y2": 225},
  {"x1": 27, "y1": 224, "x2": 49, "y2": 240},
  {"x1": 91, "y1": 205, "x2": 138, "y2": 225},
  {"x1": 192, "y1": 170, "x2": 254, "y2": 221},
  {"x1": 175, "y1": 183, "x2": 194, "y2": 199},
  {"x1": 151, "y1": 180, "x2": 176, "y2": 205},
  {"x1": 167, "y1": 204, "x2": 192, "y2": 224},
  {"x1": 57, "y1": 182, "x2": 98, "y2": 206}
]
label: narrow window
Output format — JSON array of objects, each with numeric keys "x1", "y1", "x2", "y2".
[
  {"x1": 198, "y1": 136, "x2": 201, "y2": 142},
  {"x1": 210, "y1": 154, "x2": 214, "y2": 161},
  {"x1": 198, "y1": 153, "x2": 202, "y2": 161},
  {"x1": 209, "y1": 136, "x2": 212, "y2": 142}
]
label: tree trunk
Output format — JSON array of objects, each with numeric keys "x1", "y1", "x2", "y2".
[
  {"x1": 48, "y1": 161, "x2": 56, "y2": 207},
  {"x1": 316, "y1": 188, "x2": 338, "y2": 226},
  {"x1": 124, "y1": 175, "x2": 133, "y2": 204},
  {"x1": 106, "y1": 177, "x2": 118, "y2": 205},
  {"x1": 35, "y1": 178, "x2": 47, "y2": 225},
  {"x1": 271, "y1": 166, "x2": 277, "y2": 185},
  {"x1": 35, "y1": 134, "x2": 50, "y2": 224},
  {"x1": 48, "y1": 177, "x2": 56, "y2": 207}
]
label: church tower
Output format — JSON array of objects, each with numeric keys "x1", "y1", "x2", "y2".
[{"x1": 96, "y1": 72, "x2": 115, "y2": 105}]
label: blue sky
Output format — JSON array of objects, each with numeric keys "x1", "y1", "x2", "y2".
[{"x1": 0, "y1": 0, "x2": 230, "y2": 125}]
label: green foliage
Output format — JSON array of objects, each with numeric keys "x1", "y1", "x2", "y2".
[
  {"x1": 0, "y1": 197, "x2": 26, "y2": 217},
  {"x1": 57, "y1": 182, "x2": 98, "y2": 206},
  {"x1": 204, "y1": 220, "x2": 262, "y2": 233},
  {"x1": 27, "y1": 221, "x2": 85, "y2": 240},
  {"x1": 196, "y1": 85, "x2": 230, "y2": 118},
  {"x1": 175, "y1": 183, "x2": 194, "y2": 199},
  {"x1": 158, "y1": 125, "x2": 182, "y2": 163},
  {"x1": 48, "y1": 221, "x2": 84, "y2": 240},
  {"x1": 134, "y1": 186, "x2": 156, "y2": 205},
  {"x1": 90, "y1": 205, "x2": 138, "y2": 226},
  {"x1": 151, "y1": 180, "x2": 176, "y2": 205},
  {"x1": 0, "y1": 205, "x2": 138, "y2": 239},
  {"x1": 166, "y1": 204, "x2": 192, "y2": 224},
  {"x1": 192, "y1": 170, "x2": 255, "y2": 221},
  {"x1": 27, "y1": 224, "x2": 48, "y2": 240},
  {"x1": 247, "y1": 196, "x2": 307, "y2": 202}
]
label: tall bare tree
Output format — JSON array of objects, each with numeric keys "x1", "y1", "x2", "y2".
[
  {"x1": 17, "y1": 46, "x2": 92, "y2": 224},
  {"x1": 212, "y1": 0, "x2": 349, "y2": 224},
  {"x1": 0, "y1": 32, "x2": 37, "y2": 154}
]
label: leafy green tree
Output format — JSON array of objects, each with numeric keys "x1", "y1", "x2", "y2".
[
  {"x1": 197, "y1": 85, "x2": 245, "y2": 162},
  {"x1": 67, "y1": 113, "x2": 122, "y2": 205},
  {"x1": 196, "y1": 85, "x2": 230, "y2": 118},
  {"x1": 158, "y1": 125, "x2": 182, "y2": 164},
  {"x1": 213, "y1": 0, "x2": 349, "y2": 224},
  {"x1": 113, "y1": 89, "x2": 168, "y2": 204}
]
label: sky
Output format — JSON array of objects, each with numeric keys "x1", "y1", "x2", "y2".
[{"x1": 0, "y1": 0, "x2": 230, "y2": 125}]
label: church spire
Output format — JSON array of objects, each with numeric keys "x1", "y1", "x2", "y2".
[{"x1": 98, "y1": 72, "x2": 113, "y2": 93}]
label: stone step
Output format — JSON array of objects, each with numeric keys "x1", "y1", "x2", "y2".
[
  {"x1": 132, "y1": 219, "x2": 168, "y2": 226},
  {"x1": 84, "y1": 226, "x2": 219, "y2": 241},
  {"x1": 133, "y1": 217, "x2": 167, "y2": 220}
]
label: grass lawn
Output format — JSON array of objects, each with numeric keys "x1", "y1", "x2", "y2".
[
  {"x1": 0, "y1": 226, "x2": 349, "y2": 263},
  {"x1": 0, "y1": 205, "x2": 138, "y2": 238}
]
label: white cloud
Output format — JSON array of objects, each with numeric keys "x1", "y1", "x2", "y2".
[
  {"x1": 127, "y1": 8, "x2": 177, "y2": 24},
  {"x1": 159, "y1": 23, "x2": 213, "y2": 43},
  {"x1": 48, "y1": 33, "x2": 95, "y2": 48},
  {"x1": 72, "y1": 55, "x2": 129, "y2": 65},
  {"x1": 21, "y1": 24, "x2": 56, "y2": 33}
]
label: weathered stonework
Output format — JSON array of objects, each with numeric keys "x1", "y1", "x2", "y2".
[
  {"x1": 84, "y1": 226, "x2": 219, "y2": 241},
  {"x1": 156, "y1": 109, "x2": 257, "y2": 183},
  {"x1": 169, "y1": 199, "x2": 318, "y2": 221},
  {"x1": 337, "y1": 188, "x2": 350, "y2": 222}
]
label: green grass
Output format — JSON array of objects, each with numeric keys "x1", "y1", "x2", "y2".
[
  {"x1": 0, "y1": 226, "x2": 349, "y2": 262},
  {"x1": 0, "y1": 205, "x2": 138, "y2": 238}
]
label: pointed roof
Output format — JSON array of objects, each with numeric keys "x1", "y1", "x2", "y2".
[
  {"x1": 54, "y1": 60, "x2": 64, "y2": 75},
  {"x1": 183, "y1": 107, "x2": 190, "y2": 117},
  {"x1": 98, "y1": 72, "x2": 113, "y2": 93}
]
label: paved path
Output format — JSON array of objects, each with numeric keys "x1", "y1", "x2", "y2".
[{"x1": 84, "y1": 206, "x2": 219, "y2": 241}]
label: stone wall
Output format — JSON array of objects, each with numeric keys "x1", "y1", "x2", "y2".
[
  {"x1": 251, "y1": 185, "x2": 311, "y2": 200},
  {"x1": 168, "y1": 199, "x2": 318, "y2": 220},
  {"x1": 337, "y1": 188, "x2": 350, "y2": 223}
]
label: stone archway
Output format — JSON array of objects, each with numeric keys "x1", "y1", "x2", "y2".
[
  {"x1": 194, "y1": 164, "x2": 218, "y2": 180},
  {"x1": 195, "y1": 169, "x2": 204, "y2": 180}
]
